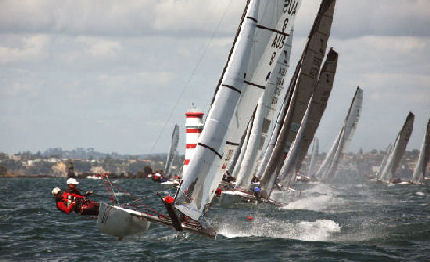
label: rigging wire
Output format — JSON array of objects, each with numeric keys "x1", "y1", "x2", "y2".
[{"x1": 148, "y1": 0, "x2": 234, "y2": 154}]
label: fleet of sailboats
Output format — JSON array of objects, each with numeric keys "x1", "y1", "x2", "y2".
[{"x1": 92, "y1": 0, "x2": 429, "y2": 240}]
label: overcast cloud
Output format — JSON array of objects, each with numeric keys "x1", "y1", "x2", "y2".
[{"x1": 0, "y1": 0, "x2": 429, "y2": 154}]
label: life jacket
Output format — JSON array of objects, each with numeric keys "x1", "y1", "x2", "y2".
[{"x1": 56, "y1": 192, "x2": 76, "y2": 214}]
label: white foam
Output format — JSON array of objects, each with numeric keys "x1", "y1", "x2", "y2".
[
  {"x1": 282, "y1": 194, "x2": 335, "y2": 211},
  {"x1": 218, "y1": 218, "x2": 340, "y2": 241},
  {"x1": 416, "y1": 191, "x2": 425, "y2": 196}
]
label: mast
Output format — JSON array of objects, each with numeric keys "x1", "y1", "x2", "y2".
[
  {"x1": 411, "y1": 118, "x2": 430, "y2": 184},
  {"x1": 259, "y1": 0, "x2": 337, "y2": 198},
  {"x1": 175, "y1": 0, "x2": 303, "y2": 220},
  {"x1": 379, "y1": 112, "x2": 415, "y2": 183},
  {"x1": 164, "y1": 125, "x2": 179, "y2": 178}
]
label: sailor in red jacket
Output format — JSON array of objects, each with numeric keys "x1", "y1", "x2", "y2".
[{"x1": 52, "y1": 187, "x2": 76, "y2": 214}]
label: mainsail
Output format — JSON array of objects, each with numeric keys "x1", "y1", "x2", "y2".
[
  {"x1": 176, "y1": 0, "x2": 302, "y2": 220},
  {"x1": 376, "y1": 143, "x2": 393, "y2": 180},
  {"x1": 234, "y1": 30, "x2": 294, "y2": 189},
  {"x1": 278, "y1": 48, "x2": 338, "y2": 186},
  {"x1": 316, "y1": 87, "x2": 363, "y2": 181},
  {"x1": 259, "y1": 0, "x2": 337, "y2": 197},
  {"x1": 411, "y1": 118, "x2": 430, "y2": 184},
  {"x1": 164, "y1": 124, "x2": 179, "y2": 178},
  {"x1": 378, "y1": 112, "x2": 415, "y2": 183},
  {"x1": 308, "y1": 137, "x2": 319, "y2": 178},
  {"x1": 217, "y1": 2, "x2": 300, "y2": 178}
]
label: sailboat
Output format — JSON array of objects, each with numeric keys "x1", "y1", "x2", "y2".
[
  {"x1": 314, "y1": 87, "x2": 363, "y2": 182},
  {"x1": 98, "y1": 0, "x2": 303, "y2": 239},
  {"x1": 375, "y1": 143, "x2": 393, "y2": 180},
  {"x1": 277, "y1": 48, "x2": 338, "y2": 188},
  {"x1": 176, "y1": 0, "x2": 302, "y2": 222},
  {"x1": 258, "y1": 0, "x2": 337, "y2": 198},
  {"x1": 161, "y1": 124, "x2": 180, "y2": 185},
  {"x1": 410, "y1": 118, "x2": 430, "y2": 184},
  {"x1": 377, "y1": 112, "x2": 414, "y2": 184}
]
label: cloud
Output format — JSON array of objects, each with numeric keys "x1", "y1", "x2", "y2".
[
  {"x1": 0, "y1": 34, "x2": 49, "y2": 64},
  {"x1": 0, "y1": 0, "x2": 430, "y2": 154},
  {"x1": 76, "y1": 37, "x2": 121, "y2": 57}
]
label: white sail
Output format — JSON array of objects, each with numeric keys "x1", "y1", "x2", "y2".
[
  {"x1": 376, "y1": 143, "x2": 393, "y2": 180},
  {"x1": 217, "y1": 1, "x2": 301, "y2": 178},
  {"x1": 164, "y1": 124, "x2": 179, "y2": 177},
  {"x1": 315, "y1": 128, "x2": 342, "y2": 179},
  {"x1": 259, "y1": 0, "x2": 337, "y2": 197},
  {"x1": 317, "y1": 87, "x2": 363, "y2": 180},
  {"x1": 231, "y1": 110, "x2": 256, "y2": 179},
  {"x1": 411, "y1": 118, "x2": 430, "y2": 184},
  {"x1": 234, "y1": 30, "x2": 294, "y2": 189},
  {"x1": 379, "y1": 112, "x2": 415, "y2": 183},
  {"x1": 308, "y1": 137, "x2": 319, "y2": 178},
  {"x1": 175, "y1": 0, "x2": 302, "y2": 220},
  {"x1": 278, "y1": 48, "x2": 338, "y2": 186}
]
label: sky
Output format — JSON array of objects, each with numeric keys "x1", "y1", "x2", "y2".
[{"x1": 0, "y1": 0, "x2": 429, "y2": 155}]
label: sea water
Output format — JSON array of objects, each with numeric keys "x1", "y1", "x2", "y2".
[{"x1": 0, "y1": 177, "x2": 429, "y2": 261}]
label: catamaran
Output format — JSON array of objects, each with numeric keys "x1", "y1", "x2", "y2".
[
  {"x1": 98, "y1": 0, "x2": 303, "y2": 239},
  {"x1": 410, "y1": 118, "x2": 429, "y2": 184},
  {"x1": 377, "y1": 112, "x2": 415, "y2": 184}
]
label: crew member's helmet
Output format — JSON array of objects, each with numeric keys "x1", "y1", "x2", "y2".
[
  {"x1": 51, "y1": 187, "x2": 61, "y2": 196},
  {"x1": 67, "y1": 178, "x2": 79, "y2": 185}
]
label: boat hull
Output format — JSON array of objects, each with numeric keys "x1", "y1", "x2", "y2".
[{"x1": 97, "y1": 203, "x2": 150, "y2": 239}]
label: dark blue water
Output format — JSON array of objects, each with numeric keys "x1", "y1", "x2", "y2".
[{"x1": 1, "y1": 177, "x2": 429, "y2": 261}]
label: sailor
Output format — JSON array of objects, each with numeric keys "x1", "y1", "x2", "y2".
[
  {"x1": 222, "y1": 171, "x2": 235, "y2": 183},
  {"x1": 215, "y1": 187, "x2": 222, "y2": 197},
  {"x1": 65, "y1": 178, "x2": 93, "y2": 197},
  {"x1": 162, "y1": 195, "x2": 183, "y2": 231},
  {"x1": 51, "y1": 187, "x2": 76, "y2": 214},
  {"x1": 253, "y1": 186, "x2": 262, "y2": 202},
  {"x1": 63, "y1": 178, "x2": 99, "y2": 215}
]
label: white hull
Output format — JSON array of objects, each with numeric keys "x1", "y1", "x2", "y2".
[{"x1": 97, "y1": 203, "x2": 150, "y2": 239}]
